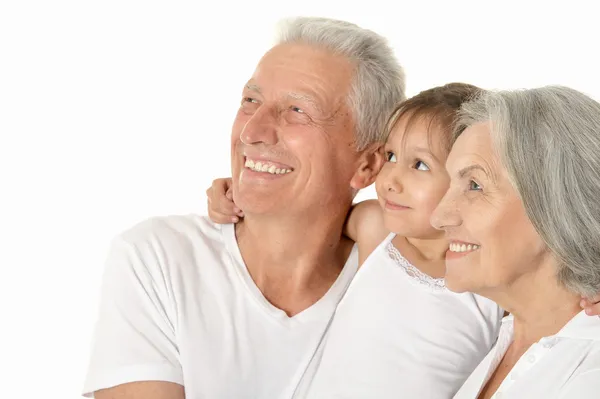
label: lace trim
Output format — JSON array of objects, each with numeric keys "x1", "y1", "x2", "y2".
[{"x1": 386, "y1": 242, "x2": 447, "y2": 291}]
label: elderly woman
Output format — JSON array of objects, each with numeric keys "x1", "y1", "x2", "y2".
[{"x1": 432, "y1": 86, "x2": 600, "y2": 398}]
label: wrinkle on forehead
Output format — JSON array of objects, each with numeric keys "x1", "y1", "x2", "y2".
[
  {"x1": 253, "y1": 43, "x2": 353, "y2": 115},
  {"x1": 449, "y1": 123, "x2": 505, "y2": 183}
]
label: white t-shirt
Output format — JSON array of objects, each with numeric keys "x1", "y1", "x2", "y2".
[
  {"x1": 83, "y1": 215, "x2": 358, "y2": 399},
  {"x1": 453, "y1": 311, "x2": 600, "y2": 399},
  {"x1": 294, "y1": 233, "x2": 504, "y2": 399}
]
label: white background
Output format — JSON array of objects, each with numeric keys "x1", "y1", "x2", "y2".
[{"x1": 1, "y1": 1, "x2": 599, "y2": 397}]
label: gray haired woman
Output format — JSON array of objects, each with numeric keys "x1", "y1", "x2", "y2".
[{"x1": 431, "y1": 86, "x2": 600, "y2": 398}]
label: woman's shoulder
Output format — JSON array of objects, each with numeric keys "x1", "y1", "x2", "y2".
[{"x1": 559, "y1": 361, "x2": 600, "y2": 397}]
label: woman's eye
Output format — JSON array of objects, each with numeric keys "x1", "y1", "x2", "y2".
[
  {"x1": 415, "y1": 160, "x2": 430, "y2": 171},
  {"x1": 469, "y1": 180, "x2": 482, "y2": 191},
  {"x1": 386, "y1": 152, "x2": 397, "y2": 163}
]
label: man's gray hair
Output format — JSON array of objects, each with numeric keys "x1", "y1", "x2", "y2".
[
  {"x1": 455, "y1": 86, "x2": 600, "y2": 297},
  {"x1": 275, "y1": 17, "x2": 406, "y2": 150}
]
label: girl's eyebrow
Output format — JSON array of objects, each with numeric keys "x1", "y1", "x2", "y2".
[{"x1": 412, "y1": 147, "x2": 440, "y2": 163}]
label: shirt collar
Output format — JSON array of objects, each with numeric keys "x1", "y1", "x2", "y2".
[
  {"x1": 499, "y1": 310, "x2": 600, "y2": 340},
  {"x1": 556, "y1": 310, "x2": 600, "y2": 340}
]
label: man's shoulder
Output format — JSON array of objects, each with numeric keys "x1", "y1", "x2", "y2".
[
  {"x1": 107, "y1": 214, "x2": 234, "y2": 283},
  {"x1": 109, "y1": 215, "x2": 232, "y2": 269},
  {"x1": 117, "y1": 214, "x2": 224, "y2": 248}
]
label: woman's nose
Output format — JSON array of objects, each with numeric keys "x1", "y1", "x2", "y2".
[{"x1": 430, "y1": 190, "x2": 460, "y2": 230}]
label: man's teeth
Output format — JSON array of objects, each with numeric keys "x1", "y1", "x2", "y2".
[
  {"x1": 245, "y1": 159, "x2": 292, "y2": 174},
  {"x1": 449, "y1": 243, "x2": 481, "y2": 253}
]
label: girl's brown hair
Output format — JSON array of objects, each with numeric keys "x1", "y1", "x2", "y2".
[{"x1": 384, "y1": 83, "x2": 484, "y2": 152}]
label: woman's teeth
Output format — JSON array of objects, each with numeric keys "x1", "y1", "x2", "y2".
[{"x1": 449, "y1": 243, "x2": 480, "y2": 253}]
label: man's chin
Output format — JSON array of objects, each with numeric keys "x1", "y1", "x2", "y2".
[{"x1": 234, "y1": 192, "x2": 286, "y2": 216}]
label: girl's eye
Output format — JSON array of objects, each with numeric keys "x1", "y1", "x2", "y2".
[
  {"x1": 469, "y1": 180, "x2": 482, "y2": 191},
  {"x1": 386, "y1": 151, "x2": 397, "y2": 163},
  {"x1": 415, "y1": 160, "x2": 430, "y2": 171}
]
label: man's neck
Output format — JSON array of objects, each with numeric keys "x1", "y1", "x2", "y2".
[
  {"x1": 234, "y1": 209, "x2": 354, "y2": 316},
  {"x1": 489, "y1": 268, "x2": 581, "y2": 345}
]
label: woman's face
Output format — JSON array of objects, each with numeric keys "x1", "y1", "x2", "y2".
[{"x1": 431, "y1": 122, "x2": 549, "y2": 296}]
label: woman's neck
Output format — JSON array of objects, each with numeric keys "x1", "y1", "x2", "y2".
[{"x1": 490, "y1": 268, "x2": 582, "y2": 344}]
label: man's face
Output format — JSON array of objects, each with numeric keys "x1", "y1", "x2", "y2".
[{"x1": 230, "y1": 43, "x2": 361, "y2": 218}]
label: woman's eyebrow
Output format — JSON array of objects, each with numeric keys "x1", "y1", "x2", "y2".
[{"x1": 458, "y1": 164, "x2": 487, "y2": 178}]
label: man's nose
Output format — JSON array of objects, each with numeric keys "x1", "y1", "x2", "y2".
[{"x1": 240, "y1": 106, "x2": 278, "y2": 146}]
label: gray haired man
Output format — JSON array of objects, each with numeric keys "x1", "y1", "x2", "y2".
[{"x1": 83, "y1": 16, "x2": 404, "y2": 399}]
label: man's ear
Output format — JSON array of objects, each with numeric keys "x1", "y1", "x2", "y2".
[{"x1": 350, "y1": 143, "x2": 385, "y2": 190}]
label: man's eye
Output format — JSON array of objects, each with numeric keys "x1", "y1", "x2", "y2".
[
  {"x1": 290, "y1": 106, "x2": 305, "y2": 113},
  {"x1": 386, "y1": 152, "x2": 397, "y2": 163},
  {"x1": 415, "y1": 160, "x2": 430, "y2": 171},
  {"x1": 243, "y1": 97, "x2": 258, "y2": 104}
]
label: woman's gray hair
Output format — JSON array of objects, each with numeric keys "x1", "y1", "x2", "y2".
[
  {"x1": 275, "y1": 17, "x2": 406, "y2": 150},
  {"x1": 455, "y1": 86, "x2": 600, "y2": 296}
]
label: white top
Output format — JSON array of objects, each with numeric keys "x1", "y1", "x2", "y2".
[
  {"x1": 294, "y1": 233, "x2": 504, "y2": 398},
  {"x1": 453, "y1": 311, "x2": 600, "y2": 399},
  {"x1": 83, "y1": 215, "x2": 358, "y2": 399}
]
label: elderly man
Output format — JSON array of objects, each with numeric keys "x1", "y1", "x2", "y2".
[{"x1": 83, "y1": 17, "x2": 405, "y2": 399}]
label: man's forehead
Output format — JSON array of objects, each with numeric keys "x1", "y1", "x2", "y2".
[
  {"x1": 252, "y1": 44, "x2": 353, "y2": 88},
  {"x1": 259, "y1": 42, "x2": 326, "y2": 63},
  {"x1": 244, "y1": 79, "x2": 335, "y2": 115},
  {"x1": 246, "y1": 80, "x2": 318, "y2": 98}
]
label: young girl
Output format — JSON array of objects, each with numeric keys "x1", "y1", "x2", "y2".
[{"x1": 205, "y1": 84, "x2": 600, "y2": 398}]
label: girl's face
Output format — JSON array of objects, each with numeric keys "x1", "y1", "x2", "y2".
[{"x1": 375, "y1": 115, "x2": 451, "y2": 238}]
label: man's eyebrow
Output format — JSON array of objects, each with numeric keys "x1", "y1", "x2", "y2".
[
  {"x1": 245, "y1": 83, "x2": 261, "y2": 93},
  {"x1": 243, "y1": 85, "x2": 327, "y2": 114},
  {"x1": 287, "y1": 92, "x2": 324, "y2": 113}
]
